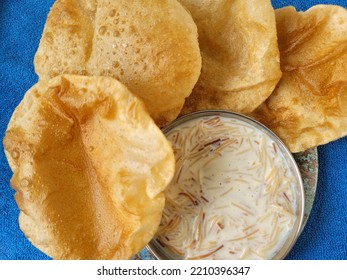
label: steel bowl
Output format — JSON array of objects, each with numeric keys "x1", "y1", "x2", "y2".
[{"x1": 147, "y1": 110, "x2": 305, "y2": 260}]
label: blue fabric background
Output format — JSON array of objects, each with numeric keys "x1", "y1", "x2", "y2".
[{"x1": 0, "y1": 0, "x2": 346, "y2": 260}]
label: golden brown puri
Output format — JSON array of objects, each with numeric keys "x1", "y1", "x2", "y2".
[
  {"x1": 3, "y1": 75, "x2": 175, "y2": 259},
  {"x1": 250, "y1": 5, "x2": 347, "y2": 153},
  {"x1": 34, "y1": 0, "x2": 202, "y2": 127},
  {"x1": 178, "y1": 0, "x2": 281, "y2": 115}
]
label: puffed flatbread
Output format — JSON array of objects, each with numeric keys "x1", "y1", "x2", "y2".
[
  {"x1": 3, "y1": 75, "x2": 175, "y2": 259},
  {"x1": 250, "y1": 5, "x2": 347, "y2": 152},
  {"x1": 34, "y1": 0, "x2": 201, "y2": 127},
  {"x1": 179, "y1": 0, "x2": 281, "y2": 115}
]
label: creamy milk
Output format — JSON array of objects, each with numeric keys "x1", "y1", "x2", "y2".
[{"x1": 155, "y1": 115, "x2": 298, "y2": 260}]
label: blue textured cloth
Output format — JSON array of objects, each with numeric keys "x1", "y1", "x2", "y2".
[{"x1": 0, "y1": 0, "x2": 346, "y2": 260}]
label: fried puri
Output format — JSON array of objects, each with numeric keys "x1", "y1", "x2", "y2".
[
  {"x1": 250, "y1": 5, "x2": 347, "y2": 152},
  {"x1": 34, "y1": 0, "x2": 202, "y2": 127},
  {"x1": 3, "y1": 75, "x2": 175, "y2": 259},
  {"x1": 179, "y1": 0, "x2": 282, "y2": 115}
]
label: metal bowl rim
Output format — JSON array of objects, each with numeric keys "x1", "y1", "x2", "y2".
[{"x1": 148, "y1": 110, "x2": 305, "y2": 260}]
